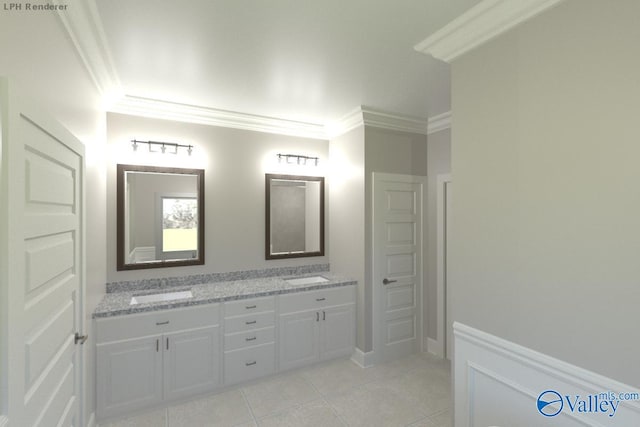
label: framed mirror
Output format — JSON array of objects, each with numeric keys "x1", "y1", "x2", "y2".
[
  {"x1": 265, "y1": 174, "x2": 325, "y2": 260},
  {"x1": 117, "y1": 164, "x2": 205, "y2": 270}
]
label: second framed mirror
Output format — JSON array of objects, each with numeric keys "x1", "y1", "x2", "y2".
[{"x1": 265, "y1": 174, "x2": 325, "y2": 260}]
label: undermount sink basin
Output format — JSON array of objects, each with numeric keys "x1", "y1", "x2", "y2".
[
  {"x1": 284, "y1": 276, "x2": 330, "y2": 286},
  {"x1": 130, "y1": 290, "x2": 193, "y2": 305}
]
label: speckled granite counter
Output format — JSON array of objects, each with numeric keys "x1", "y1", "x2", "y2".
[{"x1": 93, "y1": 272, "x2": 356, "y2": 318}]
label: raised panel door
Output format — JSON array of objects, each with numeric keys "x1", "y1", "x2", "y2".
[
  {"x1": 278, "y1": 310, "x2": 319, "y2": 371},
  {"x1": 96, "y1": 336, "x2": 163, "y2": 419},
  {"x1": 320, "y1": 304, "x2": 355, "y2": 360},
  {"x1": 164, "y1": 326, "x2": 221, "y2": 401}
]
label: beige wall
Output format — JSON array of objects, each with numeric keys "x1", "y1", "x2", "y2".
[
  {"x1": 0, "y1": 9, "x2": 106, "y2": 424},
  {"x1": 451, "y1": 0, "x2": 640, "y2": 386},
  {"x1": 426, "y1": 129, "x2": 450, "y2": 340},
  {"x1": 106, "y1": 113, "x2": 329, "y2": 282}
]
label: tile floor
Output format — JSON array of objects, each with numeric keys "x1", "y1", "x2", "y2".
[{"x1": 100, "y1": 353, "x2": 452, "y2": 427}]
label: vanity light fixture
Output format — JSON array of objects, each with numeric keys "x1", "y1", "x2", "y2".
[
  {"x1": 277, "y1": 153, "x2": 319, "y2": 166},
  {"x1": 131, "y1": 139, "x2": 193, "y2": 156}
]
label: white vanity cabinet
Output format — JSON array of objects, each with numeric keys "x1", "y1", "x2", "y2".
[
  {"x1": 95, "y1": 304, "x2": 221, "y2": 420},
  {"x1": 223, "y1": 296, "x2": 276, "y2": 385},
  {"x1": 279, "y1": 286, "x2": 355, "y2": 371},
  {"x1": 95, "y1": 283, "x2": 356, "y2": 422}
]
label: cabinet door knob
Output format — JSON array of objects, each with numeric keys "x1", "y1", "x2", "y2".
[{"x1": 382, "y1": 278, "x2": 397, "y2": 285}]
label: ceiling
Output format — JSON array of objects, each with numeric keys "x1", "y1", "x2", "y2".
[{"x1": 93, "y1": 0, "x2": 481, "y2": 128}]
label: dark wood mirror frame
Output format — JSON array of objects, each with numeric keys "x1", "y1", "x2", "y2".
[
  {"x1": 265, "y1": 174, "x2": 325, "y2": 260},
  {"x1": 117, "y1": 164, "x2": 205, "y2": 271}
]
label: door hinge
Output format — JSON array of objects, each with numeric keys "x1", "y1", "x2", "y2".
[{"x1": 74, "y1": 332, "x2": 88, "y2": 345}]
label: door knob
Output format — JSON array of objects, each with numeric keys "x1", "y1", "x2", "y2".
[{"x1": 382, "y1": 278, "x2": 397, "y2": 285}]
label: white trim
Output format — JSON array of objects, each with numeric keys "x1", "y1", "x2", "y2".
[
  {"x1": 436, "y1": 174, "x2": 451, "y2": 360},
  {"x1": 351, "y1": 348, "x2": 375, "y2": 368},
  {"x1": 329, "y1": 106, "x2": 429, "y2": 138},
  {"x1": 454, "y1": 323, "x2": 640, "y2": 426},
  {"x1": 54, "y1": 0, "x2": 120, "y2": 94},
  {"x1": 414, "y1": 0, "x2": 566, "y2": 63},
  {"x1": 87, "y1": 412, "x2": 96, "y2": 427},
  {"x1": 0, "y1": 416, "x2": 8, "y2": 427},
  {"x1": 111, "y1": 95, "x2": 328, "y2": 140},
  {"x1": 427, "y1": 111, "x2": 451, "y2": 135}
]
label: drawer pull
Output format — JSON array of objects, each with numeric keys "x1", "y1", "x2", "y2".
[
  {"x1": 245, "y1": 320, "x2": 257, "y2": 325},
  {"x1": 245, "y1": 336, "x2": 257, "y2": 341},
  {"x1": 323, "y1": 310, "x2": 326, "y2": 321},
  {"x1": 316, "y1": 298, "x2": 326, "y2": 302},
  {"x1": 316, "y1": 312, "x2": 319, "y2": 322},
  {"x1": 245, "y1": 361, "x2": 257, "y2": 366},
  {"x1": 246, "y1": 305, "x2": 257, "y2": 309},
  {"x1": 156, "y1": 321, "x2": 170, "y2": 326}
]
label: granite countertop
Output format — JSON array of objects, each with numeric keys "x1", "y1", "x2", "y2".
[{"x1": 93, "y1": 273, "x2": 356, "y2": 318}]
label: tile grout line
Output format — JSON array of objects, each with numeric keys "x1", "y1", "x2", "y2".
[
  {"x1": 300, "y1": 368, "x2": 350, "y2": 426},
  {"x1": 239, "y1": 388, "x2": 259, "y2": 426}
]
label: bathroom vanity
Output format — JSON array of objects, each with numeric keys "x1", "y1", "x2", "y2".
[{"x1": 93, "y1": 271, "x2": 356, "y2": 421}]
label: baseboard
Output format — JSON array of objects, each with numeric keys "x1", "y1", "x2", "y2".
[
  {"x1": 454, "y1": 322, "x2": 640, "y2": 426},
  {"x1": 425, "y1": 337, "x2": 444, "y2": 358},
  {"x1": 351, "y1": 347, "x2": 375, "y2": 368},
  {"x1": 87, "y1": 412, "x2": 96, "y2": 427}
]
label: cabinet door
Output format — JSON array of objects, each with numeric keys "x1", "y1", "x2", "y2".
[
  {"x1": 279, "y1": 310, "x2": 320, "y2": 371},
  {"x1": 321, "y1": 304, "x2": 355, "y2": 360},
  {"x1": 164, "y1": 326, "x2": 221, "y2": 401},
  {"x1": 96, "y1": 336, "x2": 163, "y2": 419}
]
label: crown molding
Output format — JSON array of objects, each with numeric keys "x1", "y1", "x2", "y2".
[
  {"x1": 414, "y1": 0, "x2": 566, "y2": 63},
  {"x1": 427, "y1": 111, "x2": 451, "y2": 134},
  {"x1": 111, "y1": 95, "x2": 328, "y2": 140},
  {"x1": 328, "y1": 106, "x2": 429, "y2": 138},
  {"x1": 54, "y1": 0, "x2": 120, "y2": 94}
]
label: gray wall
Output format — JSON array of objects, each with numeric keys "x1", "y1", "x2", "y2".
[
  {"x1": 330, "y1": 125, "x2": 428, "y2": 353},
  {"x1": 426, "y1": 129, "x2": 450, "y2": 340},
  {"x1": 1, "y1": 10, "x2": 105, "y2": 425},
  {"x1": 107, "y1": 113, "x2": 329, "y2": 282},
  {"x1": 451, "y1": 0, "x2": 640, "y2": 386},
  {"x1": 329, "y1": 126, "x2": 366, "y2": 349}
]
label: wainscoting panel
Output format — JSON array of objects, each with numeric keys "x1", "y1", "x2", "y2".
[{"x1": 454, "y1": 323, "x2": 640, "y2": 426}]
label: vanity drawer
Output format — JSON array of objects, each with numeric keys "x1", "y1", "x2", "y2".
[
  {"x1": 279, "y1": 286, "x2": 355, "y2": 314},
  {"x1": 224, "y1": 296, "x2": 275, "y2": 317},
  {"x1": 224, "y1": 343, "x2": 275, "y2": 385},
  {"x1": 96, "y1": 304, "x2": 220, "y2": 343},
  {"x1": 224, "y1": 311, "x2": 275, "y2": 334},
  {"x1": 224, "y1": 326, "x2": 275, "y2": 351}
]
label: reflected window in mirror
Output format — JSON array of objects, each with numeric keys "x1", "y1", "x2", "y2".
[
  {"x1": 117, "y1": 164, "x2": 205, "y2": 270},
  {"x1": 265, "y1": 174, "x2": 324, "y2": 260}
]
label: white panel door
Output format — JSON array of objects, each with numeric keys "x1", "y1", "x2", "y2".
[
  {"x1": 96, "y1": 336, "x2": 163, "y2": 419},
  {"x1": 373, "y1": 173, "x2": 425, "y2": 363},
  {"x1": 0, "y1": 79, "x2": 85, "y2": 426},
  {"x1": 164, "y1": 326, "x2": 221, "y2": 401},
  {"x1": 278, "y1": 310, "x2": 320, "y2": 371},
  {"x1": 320, "y1": 304, "x2": 355, "y2": 360}
]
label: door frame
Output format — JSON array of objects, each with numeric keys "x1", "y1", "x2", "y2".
[
  {"x1": 436, "y1": 174, "x2": 451, "y2": 359},
  {"x1": 371, "y1": 172, "x2": 426, "y2": 364}
]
